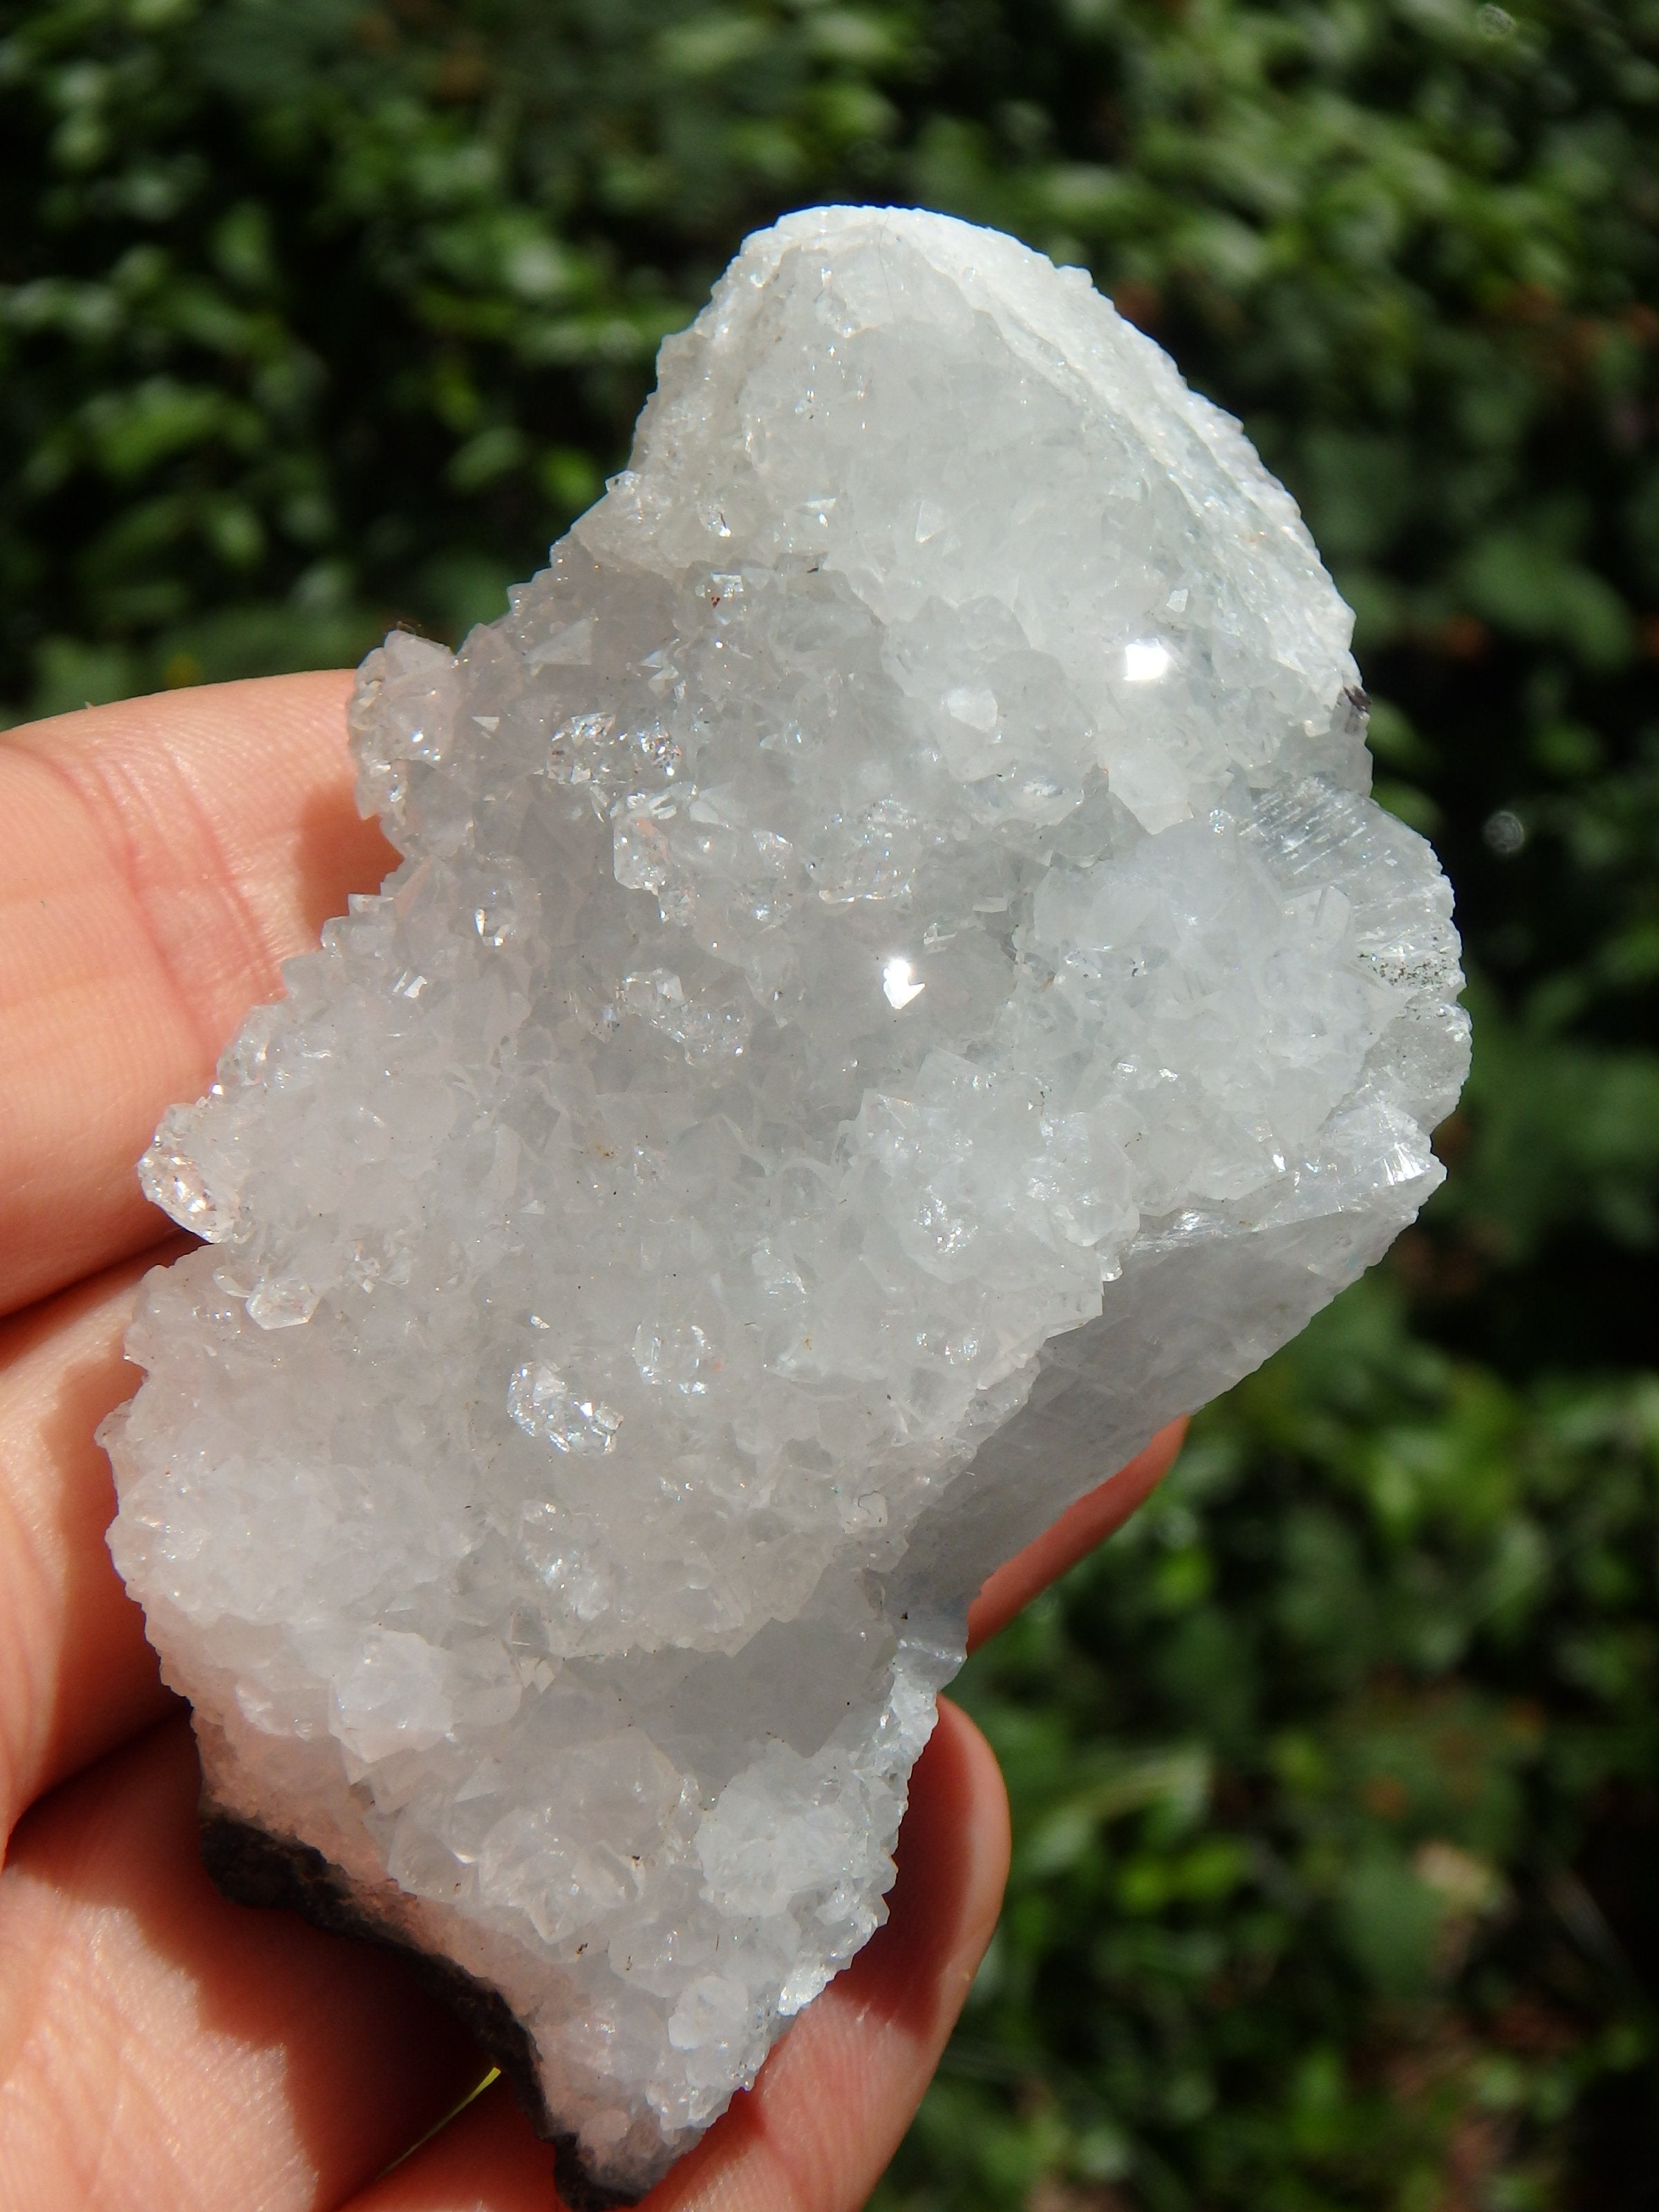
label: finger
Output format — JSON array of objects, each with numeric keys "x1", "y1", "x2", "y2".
[
  {"x1": 0, "y1": 1718, "x2": 488, "y2": 2212},
  {"x1": 0, "y1": 671, "x2": 392, "y2": 1318},
  {"x1": 966, "y1": 1416, "x2": 1187, "y2": 1653},
  {"x1": 341, "y1": 1699, "x2": 1011, "y2": 2212},
  {"x1": 332, "y1": 2077, "x2": 551, "y2": 2212},
  {"x1": 0, "y1": 1243, "x2": 185, "y2": 1847}
]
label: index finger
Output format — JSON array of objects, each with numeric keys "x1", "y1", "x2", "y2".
[{"x1": 0, "y1": 672, "x2": 393, "y2": 1318}]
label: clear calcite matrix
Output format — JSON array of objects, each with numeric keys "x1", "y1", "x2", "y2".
[{"x1": 104, "y1": 206, "x2": 1470, "y2": 2197}]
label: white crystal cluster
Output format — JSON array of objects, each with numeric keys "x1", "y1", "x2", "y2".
[{"x1": 104, "y1": 207, "x2": 1469, "y2": 2195}]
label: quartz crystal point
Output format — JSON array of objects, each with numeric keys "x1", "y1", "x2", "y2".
[{"x1": 104, "y1": 206, "x2": 1470, "y2": 2198}]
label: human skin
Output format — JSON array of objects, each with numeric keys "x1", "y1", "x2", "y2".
[{"x1": 0, "y1": 672, "x2": 1183, "y2": 2212}]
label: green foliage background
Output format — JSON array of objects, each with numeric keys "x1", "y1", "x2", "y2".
[{"x1": 4, "y1": 0, "x2": 1657, "y2": 2202}]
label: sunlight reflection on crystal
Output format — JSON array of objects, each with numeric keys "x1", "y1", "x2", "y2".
[
  {"x1": 881, "y1": 955, "x2": 926, "y2": 1009},
  {"x1": 1124, "y1": 638, "x2": 1172, "y2": 682}
]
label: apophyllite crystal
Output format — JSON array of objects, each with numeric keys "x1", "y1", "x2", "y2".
[{"x1": 102, "y1": 206, "x2": 1470, "y2": 2198}]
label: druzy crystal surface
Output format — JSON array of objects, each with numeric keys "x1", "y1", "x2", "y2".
[{"x1": 104, "y1": 207, "x2": 1469, "y2": 2195}]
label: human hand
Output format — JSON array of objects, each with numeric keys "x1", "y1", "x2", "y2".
[{"x1": 0, "y1": 673, "x2": 1183, "y2": 2211}]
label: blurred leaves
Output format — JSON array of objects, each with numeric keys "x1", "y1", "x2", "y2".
[
  {"x1": 3, "y1": 0, "x2": 1658, "y2": 2203},
  {"x1": 900, "y1": 1284, "x2": 1659, "y2": 2207}
]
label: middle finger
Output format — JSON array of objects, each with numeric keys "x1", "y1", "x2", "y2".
[{"x1": 0, "y1": 1244, "x2": 184, "y2": 1846}]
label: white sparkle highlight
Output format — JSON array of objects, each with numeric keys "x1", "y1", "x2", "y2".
[
  {"x1": 882, "y1": 956, "x2": 926, "y2": 1009},
  {"x1": 1123, "y1": 638, "x2": 1172, "y2": 683}
]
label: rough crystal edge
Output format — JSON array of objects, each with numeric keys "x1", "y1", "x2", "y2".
[{"x1": 198, "y1": 1806, "x2": 642, "y2": 2211}]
